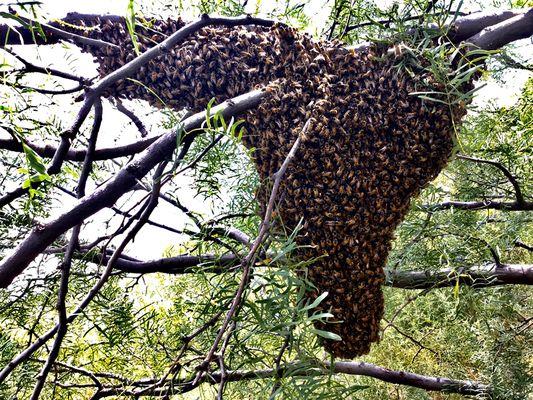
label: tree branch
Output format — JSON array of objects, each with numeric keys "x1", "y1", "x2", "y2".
[
  {"x1": 0, "y1": 159, "x2": 165, "y2": 386},
  {"x1": 29, "y1": 98, "x2": 103, "y2": 400},
  {"x1": 423, "y1": 200, "x2": 533, "y2": 212},
  {"x1": 0, "y1": 89, "x2": 265, "y2": 288},
  {"x1": 65, "y1": 248, "x2": 533, "y2": 289},
  {"x1": 91, "y1": 360, "x2": 490, "y2": 398},
  {"x1": 344, "y1": 11, "x2": 470, "y2": 34},
  {"x1": 0, "y1": 12, "x2": 119, "y2": 48},
  {"x1": 456, "y1": 154, "x2": 525, "y2": 205},
  {"x1": 448, "y1": 9, "x2": 526, "y2": 42},
  {"x1": 2, "y1": 8, "x2": 530, "y2": 50},
  {"x1": 466, "y1": 8, "x2": 533, "y2": 50},
  {"x1": 1, "y1": 46, "x2": 89, "y2": 83},
  {"x1": 0, "y1": 134, "x2": 160, "y2": 162},
  {"x1": 113, "y1": 99, "x2": 149, "y2": 137},
  {"x1": 386, "y1": 263, "x2": 533, "y2": 289}
]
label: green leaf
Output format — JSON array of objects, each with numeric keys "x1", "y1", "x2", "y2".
[
  {"x1": 126, "y1": 0, "x2": 140, "y2": 56},
  {"x1": 300, "y1": 291, "x2": 328, "y2": 312},
  {"x1": 22, "y1": 143, "x2": 47, "y2": 174},
  {"x1": 308, "y1": 312, "x2": 334, "y2": 322},
  {"x1": 311, "y1": 328, "x2": 342, "y2": 341},
  {"x1": 21, "y1": 178, "x2": 32, "y2": 189},
  {"x1": 29, "y1": 173, "x2": 50, "y2": 183},
  {"x1": 205, "y1": 98, "x2": 216, "y2": 129}
]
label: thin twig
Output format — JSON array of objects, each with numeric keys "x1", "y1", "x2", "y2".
[
  {"x1": 193, "y1": 119, "x2": 310, "y2": 385},
  {"x1": 29, "y1": 99, "x2": 102, "y2": 400},
  {"x1": 1, "y1": 47, "x2": 89, "y2": 83},
  {"x1": 457, "y1": 154, "x2": 525, "y2": 205},
  {"x1": 113, "y1": 99, "x2": 149, "y2": 137}
]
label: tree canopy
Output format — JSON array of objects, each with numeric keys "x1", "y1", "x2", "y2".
[{"x1": 0, "y1": 1, "x2": 531, "y2": 399}]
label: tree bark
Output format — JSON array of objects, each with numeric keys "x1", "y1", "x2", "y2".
[
  {"x1": 386, "y1": 263, "x2": 533, "y2": 289},
  {"x1": 424, "y1": 200, "x2": 533, "y2": 211},
  {"x1": 64, "y1": 248, "x2": 533, "y2": 289},
  {"x1": 467, "y1": 8, "x2": 533, "y2": 50},
  {"x1": 91, "y1": 360, "x2": 490, "y2": 398}
]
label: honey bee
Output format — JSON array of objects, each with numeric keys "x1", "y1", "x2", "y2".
[{"x1": 82, "y1": 17, "x2": 463, "y2": 360}]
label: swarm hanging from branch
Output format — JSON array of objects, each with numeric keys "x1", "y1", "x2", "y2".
[
  {"x1": 5, "y1": 9, "x2": 530, "y2": 359},
  {"x1": 37, "y1": 13, "x2": 471, "y2": 359}
]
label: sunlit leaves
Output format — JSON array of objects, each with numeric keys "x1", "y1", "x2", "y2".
[{"x1": 126, "y1": 0, "x2": 141, "y2": 56}]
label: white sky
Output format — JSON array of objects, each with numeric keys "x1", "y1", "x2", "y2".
[{"x1": 0, "y1": 0, "x2": 531, "y2": 261}]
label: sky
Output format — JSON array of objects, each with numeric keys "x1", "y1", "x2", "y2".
[{"x1": 0, "y1": 0, "x2": 531, "y2": 261}]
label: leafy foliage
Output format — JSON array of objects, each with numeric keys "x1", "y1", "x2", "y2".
[{"x1": 0, "y1": 1, "x2": 531, "y2": 399}]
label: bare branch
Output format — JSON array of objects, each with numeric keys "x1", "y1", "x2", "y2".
[
  {"x1": 515, "y1": 240, "x2": 532, "y2": 252},
  {"x1": 113, "y1": 99, "x2": 149, "y2": 137},
  {"x1": 0, "y1": 134, "x2": 160, "y2": 162},
  {"x1": 0, "y1": 12, "x2": 119, "y2": 48},
  {"x1": 448, "y1": 9, "x2": 526, "y2": 42},
  {"x1": 1, "y1": 47, "x2": 89, "y2": 83},
  {"x1": 9, "y1": 82, "x2": 85, "y2": 95},
  {"x1": 63, "y1": 246, "x2": 533, "y2": 290}
]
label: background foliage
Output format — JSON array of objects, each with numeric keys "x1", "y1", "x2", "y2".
[{"x1": 0, "y1": 0, "x2": 531, "y2": 399}]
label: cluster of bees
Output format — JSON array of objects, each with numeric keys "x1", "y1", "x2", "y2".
[{"x1": 57, "y1": 15, "x2": 467, "y2": 358}]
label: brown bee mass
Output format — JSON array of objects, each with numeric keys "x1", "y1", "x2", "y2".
[{"x1": 60, "y1": 15, "x2": 467, "y2": 359}]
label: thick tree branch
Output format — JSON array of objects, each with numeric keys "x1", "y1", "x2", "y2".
[
  {"x1": 466, "y1": 8, "x2": 533, "y2": 50},
  {"x1": 0, "y1": 89, "x2": 265, "y2": 288},
  {"x1": 423, "y1": 200, "x2": 533, "y2": 211},
  {"x1": 448, "y1": 9, "x2": 526, "y2": 41},
  {"x1": 65, "y1": 248, "x2": 533, "y2": 289},
  {"x1": 1, "y1": 9, "x2": 530, "y2": 50},
  {"x1": 386, "y1": 263, "x2": 533, "y2": 289},
  {"x1": 91, "y1": 360, "x2": 490, "y2": 398}
]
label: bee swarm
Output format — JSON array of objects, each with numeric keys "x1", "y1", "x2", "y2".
[{"x1": 59, "y1": 15, "x2": 467, "y2": 359}]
